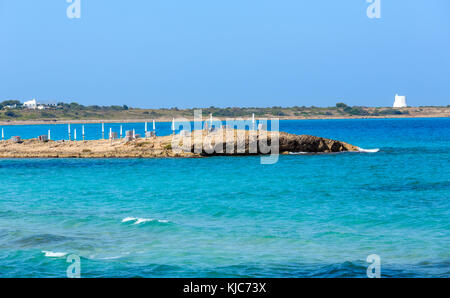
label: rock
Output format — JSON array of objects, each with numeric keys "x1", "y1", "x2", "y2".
[
  {"x1": 0, "y1": 129, "x2": 358, "y2": 158},
  {"x1": 187, "y1": 130, "x2": 358, "y2": 155},
  {"x1": 278, "y1": 132, "x2": 358, "y2": 153}
]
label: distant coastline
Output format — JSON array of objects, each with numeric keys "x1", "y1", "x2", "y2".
[
  {"x1": 0, "y1": 112, "x2": 448, "y2": 126},
  {"x1": 0, "y1": 102, "x2": 449, "y2": 126}
]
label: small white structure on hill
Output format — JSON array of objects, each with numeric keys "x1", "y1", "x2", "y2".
[
  {"x1": 393, "y1": 94, "x2": 407, "y2": 108},
  {"x1": 23, "y1": 99, "x2": 38, "y2": 109}
]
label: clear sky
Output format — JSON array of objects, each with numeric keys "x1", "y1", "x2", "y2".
[{"x1": 1, "y1": 0, "x2": 449, "y2": 108}]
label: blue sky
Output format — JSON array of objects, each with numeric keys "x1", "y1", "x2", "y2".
[{"x1": 1, "y1": 0, "x2": 449, "y2": 108}]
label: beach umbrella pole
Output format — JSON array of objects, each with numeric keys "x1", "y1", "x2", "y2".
[
  {"x1": 145, "y1": 121, "x2": 148, "y2": 138},
  {"x1": 153, "y1": 120, "x2": 156, "y2": 137}
]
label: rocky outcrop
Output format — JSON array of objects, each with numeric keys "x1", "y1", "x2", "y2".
[
  {"x1": 0, "y1": 129, "x2": 358, "y2": 158},
  {"x1": 186, "y1": 130, "x2": 358, "y2": 155},
  {"x1": 278, "y1": 132, "x2": 358, "y2": 153}
]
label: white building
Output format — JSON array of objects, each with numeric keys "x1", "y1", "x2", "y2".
[
  {"x1": 23, "y1": 99, "x2": 38, "y2": 109},
  {"x1": 393, "y1": 94, "x2": 407, "y2": 108}
]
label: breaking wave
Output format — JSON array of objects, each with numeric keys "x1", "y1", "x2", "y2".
[
  {"x1": 357, "y1": 147, "x2": 380, "y2": 153},
  {"x1": 121, "y1": 217, "x2": 170, "y2": 225},
  {"x1": 42, "y1": 251, "x2": 68, "y2": 258}
]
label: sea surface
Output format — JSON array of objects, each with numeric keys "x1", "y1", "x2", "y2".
[{"x1": 0, "y1": 118, "x2": 449, "y2": 278}]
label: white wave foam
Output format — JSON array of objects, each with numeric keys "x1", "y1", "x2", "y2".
[
  {"x1": 357, "y1": 147, "x2": 380, "y2": 153},
  {"x1": 42, "y1": 251, "x2": 68, "y2": 258},
  {"x1": 134, "y1": 218, "x2": 153, "y2": 225},
  {"x1": 288, "y1": 152, "x2": 308, "y2": 155},
  {"x1": 97, "y1": 256, "x2": 122, "y2": 260},
  {"x1": 122, "y1": 217, "x2": 170, "y2": 225}
]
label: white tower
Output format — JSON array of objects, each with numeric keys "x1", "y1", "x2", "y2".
[{"x1": 393, "y1": 94, "x2": 407, "y2": 108}]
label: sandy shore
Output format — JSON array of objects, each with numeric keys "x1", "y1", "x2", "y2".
[{"x1": 0, "y1": 130, "x2": 358, "y2": 158}]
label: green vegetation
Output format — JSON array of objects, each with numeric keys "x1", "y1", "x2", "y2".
[
  {"x1": 0, "y1": 100, "x2": 22, "y2": 110},
  {"x1": 4, "y1": 111, "x2": 19, "y2": 118},
  {"x1": 371, "y1": 108, "x2": 409, "y2": 116},
  {"x1": 0, "y1": 101, "x2": 440, "y2": 121}
]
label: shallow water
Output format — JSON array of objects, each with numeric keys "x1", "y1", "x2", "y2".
[{"x1": 0, "y1": 118, "x2": 449, "y2": 277}]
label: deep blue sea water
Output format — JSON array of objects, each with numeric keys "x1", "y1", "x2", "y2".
[{"x1": 0, "y1": 118, "x2": 449, "y2": 278}]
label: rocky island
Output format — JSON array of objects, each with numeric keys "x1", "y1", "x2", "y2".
[{"x1": 0, "y1": 130, "x2": 359, "y2": 158}]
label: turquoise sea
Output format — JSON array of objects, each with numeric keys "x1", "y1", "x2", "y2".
[{"x1": 0, "y1": 118, "x2": 449, "y2": 278}]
